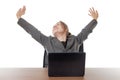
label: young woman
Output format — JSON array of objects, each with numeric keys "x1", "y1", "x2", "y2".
[
  {"x1": 16, "y1": 6, "x2": 98, "y2": 67},
  {"x1": 16, "y1": 6, "x2": 98, "y2": 52}
]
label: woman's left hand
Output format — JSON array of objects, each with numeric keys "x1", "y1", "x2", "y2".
[{"x1": 88, "y1": 7, "x2": 99, "y2": 20}]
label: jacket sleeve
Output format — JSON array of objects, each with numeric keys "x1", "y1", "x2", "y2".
[
  {"x1": 76, "y1": 19, "x2": 98, "y2": 44},
  {"x1": 17, "y1": 18, "x2": 49, "y2": 46}
]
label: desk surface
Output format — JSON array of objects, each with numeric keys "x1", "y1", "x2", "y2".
[{"x1": 0, "y1": 68, "x2": 120, "y2": 80}]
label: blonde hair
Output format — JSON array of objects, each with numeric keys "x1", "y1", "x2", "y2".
[{"x1": 59, "y1": 21, "x2": 71, "y2": 36}]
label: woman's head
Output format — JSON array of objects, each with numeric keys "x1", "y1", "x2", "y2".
[{"x1": 52, "y1": 21, "x2": 69, "y2": 37}]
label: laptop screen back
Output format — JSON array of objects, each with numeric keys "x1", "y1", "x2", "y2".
[{"x1": 48, "y1": 52, "x2": 86, "y2": 77}]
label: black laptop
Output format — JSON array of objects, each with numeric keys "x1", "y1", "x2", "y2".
[{"x1": 48, "y1": 52, "x2": 86, "y2": 77}]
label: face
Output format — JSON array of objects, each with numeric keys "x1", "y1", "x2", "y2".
[{"x1": 52, "y1": 21, "x2": 67, "y2": 36}]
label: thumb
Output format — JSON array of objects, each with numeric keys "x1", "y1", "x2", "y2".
[{"x1": 23, "y1": 5, "x2": 26, "y2": 11}]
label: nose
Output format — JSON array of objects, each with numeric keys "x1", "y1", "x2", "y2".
[
  {"x1": 53, "y1": 25, "x2": 57, "y2": 29},
  {"x1": 53, "y1": 25, "x2": 56, "y2": 28}
]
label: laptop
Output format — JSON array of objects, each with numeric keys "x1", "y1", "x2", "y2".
[{"x1": 48, "y1": 52, "x2": 86, "y2": 77}]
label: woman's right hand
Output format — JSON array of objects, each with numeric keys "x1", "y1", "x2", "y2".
[{"x1": 16, "y1": 6, "x2": 26, "y2": 19}]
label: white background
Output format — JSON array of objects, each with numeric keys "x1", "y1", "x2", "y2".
[{"x1": 0, "y1": 0, "x2": 120, "y2": 68}]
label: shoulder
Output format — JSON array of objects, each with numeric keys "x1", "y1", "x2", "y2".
[
  {"x1": 49, "y1": 36, "x2": 57, "y2": 40},
  {"x1": 67, "y1": 35, "x2": 76, "y2": 39}
]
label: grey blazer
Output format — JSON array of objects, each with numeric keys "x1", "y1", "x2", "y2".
[{"x1": 18, "y1": 18, "x2": 97, "y2": 53}]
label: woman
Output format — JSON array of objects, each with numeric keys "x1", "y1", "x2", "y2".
[{"x1": 16, "y1": 6, "x2": 98, "y2": 67}]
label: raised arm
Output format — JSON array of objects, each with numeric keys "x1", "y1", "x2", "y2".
[
  {"x1": 16, "y1": 6, "x2": 49, "y2": 46},
  {"x1": 77, "y1": 7, "x2": 99, "y2": 43}
]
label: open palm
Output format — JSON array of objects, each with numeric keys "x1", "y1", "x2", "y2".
[
  {"x1": 88, "y1": 7, "x2": 99, "y2": 20},
  {"x1": 16, "y1": 6, "x2": 26, "y2": 19}
]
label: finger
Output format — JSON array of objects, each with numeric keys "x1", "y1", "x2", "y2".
[
  {"x1": 96, "y1": 10, "x2": 98, "y2": 16},
  {"x1": 18, "y1": 8, "x2": 22, "y2": 13},
  {"x1": 88, "y1": 8, "x2": 92, "y2": 15},
  {"x1": 91, "y1": 8, "x2": 96, "y2": 15},
  {"x1": 89, "y1": 8, "x2": 92, "y2": 14},
  {"x1": 22, "y1": 6, "x2": 26, "y2": 12},
  {"x1": 89, "y1": 8, "x2": 92, "y2": 12},
  {"x1": 89, "y1": 10, "x2": 93, "y2": 16},
  {"x1": 23, "y1": 6, "x2": 26, "y2": 10},
  {"x1": 23, "y1": 5, "x2": 26, "y2": 8},
  {"x1": 89, "y1": 7, "x2": 95, "y2": 14},
  {"x1": 20, "y1": 6, "x2": 26, "y2": 15},
  {"x1": 18, "y1": 8, "x2": 21, "y2": 12},
  {"x1": 88, "y1": 13, "x2": 91, "y2": 16},
  {"x1": 92, "y1": 7, "x2": 95, "y2": 12},
  {"x1": 16, "y1": 8, "x2": 21, "y2": 19}
]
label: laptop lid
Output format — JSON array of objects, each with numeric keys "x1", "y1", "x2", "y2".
[{"x1": 48, "y1": 52, "x2": 86, "y2": 77}]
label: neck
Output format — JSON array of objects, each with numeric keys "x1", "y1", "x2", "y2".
[{"x1": 56, "y1": 33, "x2": 67, "y2": 42}]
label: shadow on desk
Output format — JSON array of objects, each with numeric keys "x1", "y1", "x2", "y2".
[{"x1": 0, "y1": 68, "x2": 120, "y2": 80}]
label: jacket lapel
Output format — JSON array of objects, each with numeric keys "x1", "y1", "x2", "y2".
[
  {"x1": 66, "y1": 37, "x2": 74, "y2": 50},
  {"x1": 53, "y1": 38, "x2": 65, "y2": 50}
]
